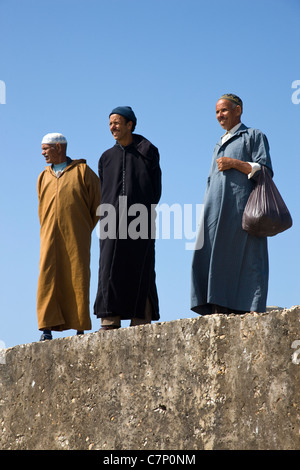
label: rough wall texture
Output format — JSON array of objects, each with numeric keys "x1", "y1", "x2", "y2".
[{"x1": 1, "y1": 307, "x2": 300, "y2": 450}]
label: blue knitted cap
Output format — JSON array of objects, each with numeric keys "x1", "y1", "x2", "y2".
[{"x1": 109, "y1": 106, "x2": 137, "y2": 130}]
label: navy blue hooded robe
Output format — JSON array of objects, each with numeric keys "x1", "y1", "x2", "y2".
[
  {"x1": 94, "y1": 134, "x2": 162, "y2": 320},
  {"x1": 191, "y1": 124, "x2": 273, "y2": 315}
]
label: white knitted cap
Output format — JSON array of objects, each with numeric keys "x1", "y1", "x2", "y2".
[{"x1": 41, "y1": 133, "x2": 67, "y2": 144}]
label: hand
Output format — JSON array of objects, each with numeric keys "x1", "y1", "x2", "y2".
[
  {"x1": 217, "y1": 157, "x2": 252, "y2": 175},
  {"x1": 217, "y1": 157, "x2": 234, "y2": 171}
]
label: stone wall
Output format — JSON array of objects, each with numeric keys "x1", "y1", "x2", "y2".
[{"x1": 1, "y1": 307, "x2": 300, "y2": 450}]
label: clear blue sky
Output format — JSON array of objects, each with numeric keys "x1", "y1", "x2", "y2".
[{"x1": 0, "y1": 0, "x2": 299, "y2": 348}]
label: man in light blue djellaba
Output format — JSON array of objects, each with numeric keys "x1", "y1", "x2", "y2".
[{"x1": 191, "y1": 94, "x2": 273, "y2": 315}]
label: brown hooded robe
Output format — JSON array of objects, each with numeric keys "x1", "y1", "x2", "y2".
[{"x1": 37, "y1": 159, "x2": 100, "y2": 331}]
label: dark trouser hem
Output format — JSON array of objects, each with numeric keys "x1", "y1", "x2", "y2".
[{"x1": 101, "y1": 297, "x2": 153, "y2": 327}]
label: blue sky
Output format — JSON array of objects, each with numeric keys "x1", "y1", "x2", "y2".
[{"x1": 0, "y1": 0, "x2": 299, "y2": 348}]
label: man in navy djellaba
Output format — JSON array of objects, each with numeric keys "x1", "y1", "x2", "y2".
[
  {"x1": 94, "y1": 106, "x2": 162, "y2": 329},
  {"x1": 191, "y1": 94, "x2": 273, "y2": 315}
]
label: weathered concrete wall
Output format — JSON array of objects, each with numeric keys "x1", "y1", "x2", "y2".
[{"x1": 1, "y1": 307, "x2": 300, "y2": 450}]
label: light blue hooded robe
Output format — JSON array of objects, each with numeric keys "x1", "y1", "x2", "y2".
[{"x1": 191, "y1": 124, "x2": 273, "y2": 314}]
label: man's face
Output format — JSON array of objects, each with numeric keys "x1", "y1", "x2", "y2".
[
  {"x1": 216, "y1": 99, "x2": 241, "y2": 131},
  {"x1": 41, "y1": 143, "x2": 61, "y2": 165},
  {"x1": 109, "y1": 114, "x2": 132, "y2": 144}
]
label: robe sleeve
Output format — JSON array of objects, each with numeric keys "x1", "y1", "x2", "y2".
[
  {"x1": 98, "y1": 157, "x2": 104, "y2": 182},
  {"x1": 37, "y1": 172, "x2": 43, "y2": 201},
  {"x1": 37, "y1": 171, "x2": 46, "y2": 224},
  {"x1": 247, "y1": 130, "x2": 273, "y2": 183},
  {"x1": 84, "y1": 166, "x2": 101, "y2": 229},
  {"x1": 250, "y1": 130, "x2": 273, "y2": 176},
  {"x1": 150, "y1": 146, "x2": 162, "y2": 204}
]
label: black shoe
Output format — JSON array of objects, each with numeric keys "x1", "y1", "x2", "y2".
[
  {"x1": 76, "y1": 331, "x2": 84, "y2": 335},
  {"x1": 39, "y1": 330, "x2": 52, "y2": 341}
]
